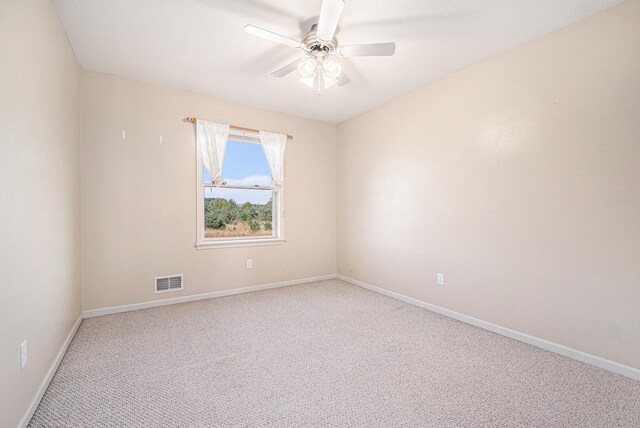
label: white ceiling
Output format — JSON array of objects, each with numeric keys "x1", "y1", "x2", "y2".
[{"x1": 53, "y1": 0, "x2": 623, "y2": 123}]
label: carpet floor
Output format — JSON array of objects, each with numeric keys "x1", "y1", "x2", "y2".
[{"x1": 29, "y1": 279, "x2": 640, "y2": 427}]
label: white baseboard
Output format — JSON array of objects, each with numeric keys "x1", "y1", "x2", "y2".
[
  {"x1": 19, "y1": 313, "x2": 83, "y2": 428},
  {"x1": 83, "y1": 274, "x2": 338, "y2": 318},
  {"x1": 337, "y1": 274, "x2": 640, "y2": 382}
]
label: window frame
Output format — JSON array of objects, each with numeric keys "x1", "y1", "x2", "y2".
[{"x1": 195, "y1": 128, "x2": 285, "y2": 250}]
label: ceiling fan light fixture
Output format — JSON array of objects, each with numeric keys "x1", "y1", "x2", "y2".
[{"x1": 297, "y1": 57, "x2": 342, "y2": 94}]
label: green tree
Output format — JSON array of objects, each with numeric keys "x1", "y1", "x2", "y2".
[{"x1": 204, "y1": 197, "x2": 273, "y2": 232}]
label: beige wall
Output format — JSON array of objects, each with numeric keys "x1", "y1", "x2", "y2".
[
  {"x1": 0, "y1": 0, "x2": 82, "y2": 426},
  {"x1": 81, "y1": 72, "x2": 337, "y2": 310},
  {"x1": 337, "y1": 0, "x2": 640, "y2": 369}
]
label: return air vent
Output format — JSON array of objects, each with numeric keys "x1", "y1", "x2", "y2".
[{"x1": 155, "y1": 275, "x2": 183, "y2": 293}]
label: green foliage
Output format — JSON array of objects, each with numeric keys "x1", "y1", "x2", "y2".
[{"x1": 204, "y1": 198, "x2": 272, "y2": 231}]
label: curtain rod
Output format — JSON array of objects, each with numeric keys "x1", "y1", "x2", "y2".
[{"x1": 184, "y1": 117, "x2": 293, "y2": 140}]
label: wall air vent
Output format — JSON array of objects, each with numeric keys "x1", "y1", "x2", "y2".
[{"x1": 155, "y1": 275, "x2": 183, "y2": 293}]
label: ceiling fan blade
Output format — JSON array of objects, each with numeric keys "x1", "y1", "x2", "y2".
[
  {"x1": 271, "y1": 58, "x2": 304, "y2": 78},
  {"x1": 337, "y1": 72, "x2": 351, "y2": 87},
  {"x1": 316, "y1": 0, "x2": 344, "y2": 41},
  {"x1": 244, "y1": 25, "x2": 302, "y2": 49},
  {"x1": 338, "y1": 42, "x2": 396, "y2": 57}
]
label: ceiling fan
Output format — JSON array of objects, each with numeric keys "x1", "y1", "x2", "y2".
[{"x1": 244, "y1": 0, "x2": 396, "y2": 94}]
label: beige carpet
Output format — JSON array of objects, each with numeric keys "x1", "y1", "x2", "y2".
[{"x1": 29, "y1": 279, "x2": 640, "y2": 427}]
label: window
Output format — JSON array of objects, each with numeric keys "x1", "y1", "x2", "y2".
[{"x1": 196, "y1": 128, "x2": 284, "y2": 249}]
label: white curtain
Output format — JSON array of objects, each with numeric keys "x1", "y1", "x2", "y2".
[
  {"x1": 197, "y1": 120, "x2": 229, "y2": 186},
  {"x1": 259, "y1": 131, "x2": 287, "y2": 189}
]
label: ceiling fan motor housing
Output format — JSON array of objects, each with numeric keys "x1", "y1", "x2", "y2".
[{"x1": 303, "y1": 24, "x2": 338, "y2": 58}]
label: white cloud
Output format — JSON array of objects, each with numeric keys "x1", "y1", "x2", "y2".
[{"x1": 224, "y1": 174, "x2": 271, "y2": 187}]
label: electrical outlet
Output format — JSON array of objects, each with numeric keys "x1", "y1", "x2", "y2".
[
  {"x1": 20, "y1": 341, "x2": 27, "y2": 369},
  {"x1": 437, "y1": 273, "x2": 445, "y2": 286},
  {"x1": 246, "y1": 259, "x2": 253, "y2": 269}
]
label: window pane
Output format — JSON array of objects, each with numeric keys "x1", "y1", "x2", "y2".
[
  {"x1": 203, "y1": 140, "x2": 271, "y2": 187},
  {"x1": 204, "y1": 188, "x2": 273, "y2": 238}
]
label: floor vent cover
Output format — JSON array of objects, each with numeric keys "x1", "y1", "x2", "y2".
[{"x1": 155, "y1": 275, "x2": 183, "y2": 293}]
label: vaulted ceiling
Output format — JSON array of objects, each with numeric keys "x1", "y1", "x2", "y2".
[{"x1": 53, "y1": 0, "x2": 623, "y2": 123}]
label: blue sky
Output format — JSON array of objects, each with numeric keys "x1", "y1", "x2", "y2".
[{"x1": 204, "y1": 140, "x2": 272, "y2": 204}]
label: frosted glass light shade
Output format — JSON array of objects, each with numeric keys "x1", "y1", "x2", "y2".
[
  {"x1": 297, "y1": 59, "x2": 316, "y2": 79},
  {"x1": 323, "y1": 59, "x2": 341, "y2": 88}
]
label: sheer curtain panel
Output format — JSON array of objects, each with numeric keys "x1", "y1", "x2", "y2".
[
  {"x1": 197, "y1": 120, "x2": 230, "y2": 186},
  {"x1": 259, "y1": 131, "x2": 287, "y2": 189}
]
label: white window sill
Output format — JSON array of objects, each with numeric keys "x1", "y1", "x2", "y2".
[{"x1": 196, "y1": 238, "x2": 286, "y2": 250}]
